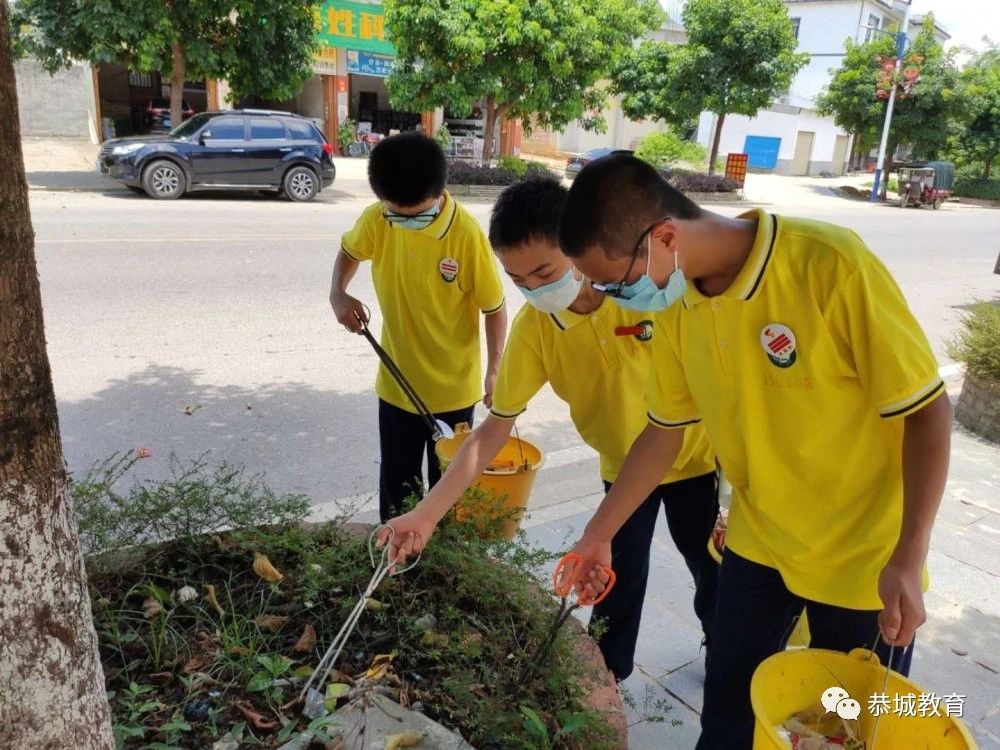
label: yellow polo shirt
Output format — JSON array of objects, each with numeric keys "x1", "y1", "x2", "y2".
[
  {"x1": 647, "y1": 209, "x2": 942, "y2": 610},
  {"x1": 341, "y1": 192, "x2": 505, "y2": 413},
  {"x1": 491, "y1": 299, "x2": 715, "y2": 484}
]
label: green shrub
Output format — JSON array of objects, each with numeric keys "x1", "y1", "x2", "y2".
[
  {"x1": 953, "y1": 177, "x2": 1000, "y2": 201},
  {"x1": 448, "y1": 159, "x2": 557, "y2": 185},
  {"x1": 434, "y1": 124, "x2": 452, "y2": 149},
  {"x1": 336, "y1": 117, "x2": 356, "y2": 154},
  {"x1": 660, "y1": 168, "x2": 739, "y2": 193},
  {"x1": 635, "y1": 130, "x2": 706, "y2": 169},
  {"x1": 948, "y1": 302, "x2": 1000, "y2": 383},
  {"x1": 498, "y1": 155, "x2": 556, "y2": 178},
  {"x1": 72, "y1": 453, "x2": 310, "y2": 558}
]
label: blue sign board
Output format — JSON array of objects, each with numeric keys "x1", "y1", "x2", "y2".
[
  {"x1": 743, "y1": 136, "x2": 781, "y2": 170},
  {"x1": 346, "y1": 49, "x2": 394, "y2": 77}
]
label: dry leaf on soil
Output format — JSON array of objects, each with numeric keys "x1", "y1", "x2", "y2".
[
  {"x1": 183, "y1": 653, "x2": 215, "y2": 674},
  {"x1": 233, "y1": 700, "x2": 278, "y2": 729},
  {"x1": 365, "y1": 654, "x2": 394, "y2": 681},
  {"x1": 253, "y1": 614, "x2": 289, "y2": 633},
  {"x1": 292, "y1": 624, "x2": 316, "y2": 653},
  {"x1": 203, "y1": 584, "x2": 225, "y2": 617},
  {"x1": 142, "y1": 597, "x2": 164, "y2": 619},
  {"x1": 253, "y1": 552, "x2": 284, "y2": 582}
]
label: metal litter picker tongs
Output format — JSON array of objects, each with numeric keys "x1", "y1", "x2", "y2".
[
  {"x1": 355, "y1": 311, "x2": 454, "y2": 441},
  {"x1": 299, "y1": 525, "x2": 419, "y2": 718}
]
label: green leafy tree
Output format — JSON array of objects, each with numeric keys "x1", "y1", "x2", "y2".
[
  {"x1": 951, "y1": 40, "x2": 1000, "y2": 177},
  {"x1": 816, "y1": 35, "x2": 896, "y2": 169},
  {"x1": 613, "y1": 0, "x2": 808, "y2": 174},
  {"x1": 819, "y1": 15, "x2": 961, "y2": 186},
  {"x1": 383, "y1": 0, "x2": 662, "y2": 163},
  {"x1": 888, "y1": 18, "x2": 962, "y2": 164},
  {"x1": 11, "y1": 0, "x2": 316, "y2": 131}
]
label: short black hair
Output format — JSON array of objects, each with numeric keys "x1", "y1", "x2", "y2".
[
  {"x1": 559, "y1": 154, "x2": 703, "y2": 259},
  {"x1": 367, "y1": 132, "x2": 447, "y2": 207},
  {"x1": 488, "y1": 177, "x2": 568, "y2": 252}
]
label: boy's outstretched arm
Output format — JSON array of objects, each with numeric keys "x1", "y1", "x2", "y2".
[
  {"x1": 878, "y1": 391, "x2": 952, "y2": 647},
  {"x1": 482, "y1": 305, "x2": 508, "y2": 409},
  {"x1": 564, "y1": 425, "x2": 685, "y2": 592},
  {"x1": 329, "y1": 250, "x2": 367, "y2": 334},
  {"x1": 379, "y1": 414, "x2": 514, "y2": 562}
]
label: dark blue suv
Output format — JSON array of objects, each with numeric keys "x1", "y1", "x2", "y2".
[{"x1": 97, "y1": 110, "x2": 336, "y2": 201}]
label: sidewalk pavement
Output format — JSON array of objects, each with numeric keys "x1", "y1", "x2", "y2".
[{"x1": 518, "y1": 372, "x2": 1000, "y2": 749}]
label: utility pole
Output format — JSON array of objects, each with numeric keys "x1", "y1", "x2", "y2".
[{"x1": 870, "y1": 0, "x2": 912, "y2": 202}]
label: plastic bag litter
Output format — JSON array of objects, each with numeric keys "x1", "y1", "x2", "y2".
[{"x1": 777, "y1": 703, "x2": 865, "y2": 750}]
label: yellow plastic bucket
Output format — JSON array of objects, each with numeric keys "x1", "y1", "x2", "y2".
[
  {"x1": 751, "y1": 647, "x2": 978, "y2": 749},
  {"x1": 707, "y1": 537, "x2": 811, "y2": 647},
  {"x1": 435, "y1": 423, "x2": 544, "y2": 540}
]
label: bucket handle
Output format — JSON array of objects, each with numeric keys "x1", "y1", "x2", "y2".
[
  {"x1": 850, "y1": 647, "x2": 880, "y2": 665},
  {"x1": 511, "y1": 422, "x2": 529, "y2": 472}
]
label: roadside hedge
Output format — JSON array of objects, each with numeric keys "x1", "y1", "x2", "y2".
[
  {"x1": 447, "y1": 159, "x2": 557, "y2": 185},
  {"x1": 661, "y1": 168, "x2": 740, "y2": 193},
  {"x1": 953, "y1": 177, "x2": 1000, "y2": 201}
]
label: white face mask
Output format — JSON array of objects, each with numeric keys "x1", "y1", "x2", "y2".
[{"x1": 517, "y1": 268, "x2": 583, "y2": 313}]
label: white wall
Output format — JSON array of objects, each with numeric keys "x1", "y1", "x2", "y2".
[
  {"x1": 296, "y1": 76, "x2": 324, "y2": 122},
  {"x1": 15, "y1": 59, "x2": 97, "y2": 140},
  {"x1": 698, "y1": 107, "x2": 850, "y2": 175}
]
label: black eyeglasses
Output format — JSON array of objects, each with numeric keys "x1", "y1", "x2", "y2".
[{"x1": 590, "y1": 220, "x2": 663, "y2": 297}]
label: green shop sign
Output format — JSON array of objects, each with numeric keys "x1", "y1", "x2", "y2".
[{"x1": 314, "y1": 1, "x2": 396, "y2": 56}]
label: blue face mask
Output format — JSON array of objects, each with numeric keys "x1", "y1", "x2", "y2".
[
  {"x1": 612, "y1": 234, "x2": 686, "y2": 312},
  {"x1": 384, "y1": 201, "x2": 441, "y2": 230},
  {"x1": 517, "y1": 268, "x2": 583, "y2": 314}
]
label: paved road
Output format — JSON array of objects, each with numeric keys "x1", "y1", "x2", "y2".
[
  {"x1": 28, "y1": 181, "x2": 1000, "y2": 746},
  {"x1": 29, "y1": 185, "x2": 998, "y2": 507}
]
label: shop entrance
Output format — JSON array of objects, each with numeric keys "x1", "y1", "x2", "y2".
[{"x1": 348, "y1": 73, "x2": 420, "y2": 136}]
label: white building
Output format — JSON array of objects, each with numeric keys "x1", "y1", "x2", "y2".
[{"x1": 695, "y1": 0, "x2": 951, "y2": 175}]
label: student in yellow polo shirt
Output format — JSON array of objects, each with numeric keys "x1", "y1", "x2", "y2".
[
  {"x1": 380, "y1": 178, "x2": 719, "y2": 681},
  {"x1": 329, "y1": 133, "x2": 507, "y2": 521},
  {"x1": 556, "y1": 155, "x2": 953, "y2": 748}
]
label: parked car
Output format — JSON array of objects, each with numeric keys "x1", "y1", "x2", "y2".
[
  {"x1": 565, "y1": 147, "x2": 634, "y2": 179},
  {"x1": 97, "y1": 110, "x2": 336, "y2": 201},
  {"x1": 145, "y1": 97, "x2": 195, "y2": 132}
]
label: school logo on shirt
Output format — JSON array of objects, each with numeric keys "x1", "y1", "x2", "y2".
[
  {"x1": 760, "y1": 324, "x2": 797, "y2": 368},
  {"x1": 439, "y1": 257, "x2": 458, "y2": 283},
  {"x1": 615, "y1": 320, "x2": 654, "y2": 341}
]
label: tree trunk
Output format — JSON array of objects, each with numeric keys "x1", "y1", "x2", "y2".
[
  {"x1": 481, "y1": 95, "x2": 498, "y2": 165},
  {"x1": 984, "y1": 154, "x2": 993, "y2": 180},
  {"x1": 0, "y1": 3, "x2": 115, "y2": 748},
  {"x1": 708, "y1": 113, "x2": 726, "y2": 175},
  {"x1": 849, "y1": 134, "x2": 863, "y2": 171},
  {"x1": 170, "y1": 40, "x2": 186, "y2": 131},
  {"x1": 881, "y1": 141, "x2": 897, "y2": 200}
]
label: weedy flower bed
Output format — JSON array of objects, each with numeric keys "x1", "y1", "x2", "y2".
[{"x1": 77, "y1": 456, "x2": 621, "y2": 749}]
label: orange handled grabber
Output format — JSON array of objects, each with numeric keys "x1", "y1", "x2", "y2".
[{"x1": 520, "y1": 553, "x2": 616, "y2": 681}]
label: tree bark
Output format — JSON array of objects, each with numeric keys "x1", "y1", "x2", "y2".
[
  {"x1": 984, "y1": 154, "x2": 993, "y2": 180},
  {"x1": 481, "y1": 94, "x2": 498, "y2": 165},
  {"x1": 849, "y1": 133, "x2": 863, "y2": 171},
  {"x1": 170, "y1": 40, "x2": 186, "y2": 131},
  {"x1": 708, "y1": 113, "x2": 726, "y2": 175},
  {"x1": 881, "y1": 141, "x2": 897, "y2": 200},
  {"x1": 0, "y1": 2, "x2": 115, "y2": 747}
]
